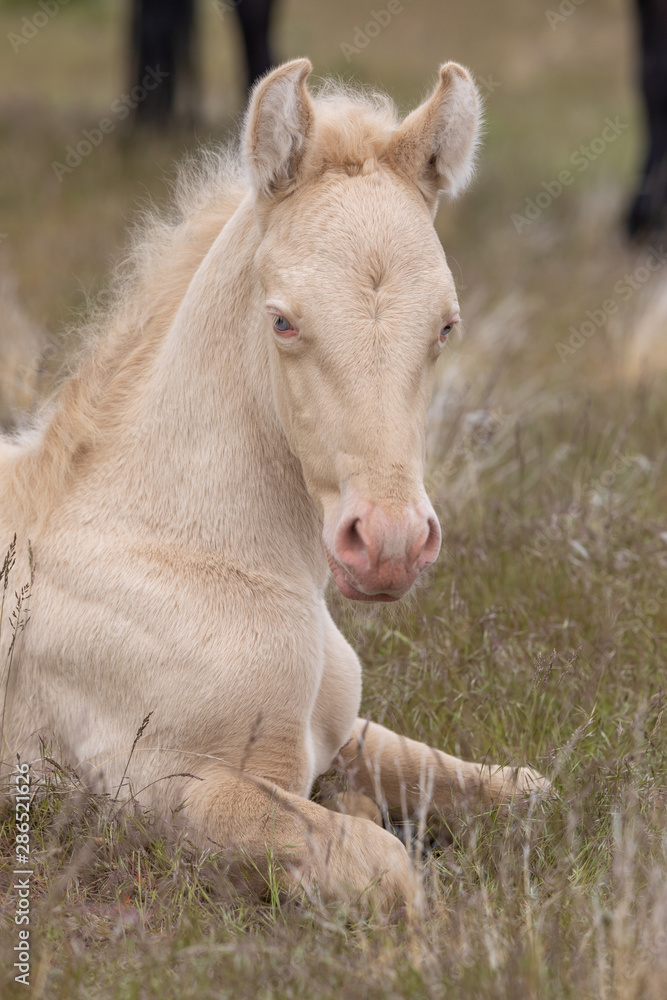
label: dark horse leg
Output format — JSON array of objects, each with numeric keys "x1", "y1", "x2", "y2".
[
  {"x1": 129, "y1": 0, "x2": 197, "y2": 125},
  {"x1": 627, "y1": 0, "x2": 667, "y2": 239},
  {"x1": 235, "y1": 0, "x2": 278, "y2": 93}
]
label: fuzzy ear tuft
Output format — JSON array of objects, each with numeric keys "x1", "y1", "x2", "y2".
[
  {"x1": 385, "y1": 62, "x2": 482, "y2": 209},
  {"x1": 244, "y1": 58, "x2": 314, "y2": 200}
]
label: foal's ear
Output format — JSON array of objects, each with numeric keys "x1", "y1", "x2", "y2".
[
  {"x1": 386, "y1": 62, "x2": 481, "y2": 209},
  {"x1": 244, "y1": 58, "x2": 314, "y2": 201}
]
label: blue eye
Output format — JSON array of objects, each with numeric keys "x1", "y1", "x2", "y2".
[
  {"x1": 440, "y1": 316, "x2": 459, "y2": 343},
  {"x1": 273, "y1": 315, "x2": 294, "y2": 334}
]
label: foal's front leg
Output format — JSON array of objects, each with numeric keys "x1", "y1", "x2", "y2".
[
  {"x1": 328, "y1": 719, "x2": 547, "y2": 827},
  {"x1": 183, "y1": 766, "x2": 417, "y2": 909}
]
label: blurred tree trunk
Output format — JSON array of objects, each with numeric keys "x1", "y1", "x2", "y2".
[{"x1": 129, "y1": 0, "x2": 198, "y2": 126}]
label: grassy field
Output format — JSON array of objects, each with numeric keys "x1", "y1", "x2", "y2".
[{"x1": 1, "y1": 0, "x2": 667, "y2": 997}]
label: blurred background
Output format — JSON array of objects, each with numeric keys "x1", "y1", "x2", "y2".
[{"x1": 0, "y1": 0, "x2": 665, "y2": 427}]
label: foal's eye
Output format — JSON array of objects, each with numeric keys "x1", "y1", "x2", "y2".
[
  {"x1": 439, "y1": 316, "x2": 459, "y2": 344},
  {"x1": 273, "y1": 315, "x2": 295, "y2": 335}
]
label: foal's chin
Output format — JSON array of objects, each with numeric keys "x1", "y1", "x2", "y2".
[
  {"x1": 327, "y1": 551, "x2": 412, "y2": 603},
  {"x1": 336, "y1": 578, "x2": 405, "y2": 604}
]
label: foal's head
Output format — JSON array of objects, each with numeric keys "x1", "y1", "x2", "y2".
[{"x1": 245, "y1": 60, "x2": 481, "y2": 601}]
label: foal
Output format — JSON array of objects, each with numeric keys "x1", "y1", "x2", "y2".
[{"x1": 0, "y1": 60, "x2": 545, "y2": 907}]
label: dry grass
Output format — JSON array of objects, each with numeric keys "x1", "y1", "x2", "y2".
[{"x1": 1, "y1": 0, "x2": 667, "y2": 996}]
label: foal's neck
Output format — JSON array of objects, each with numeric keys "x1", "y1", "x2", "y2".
[{"x1": 107, "y1": 197, "x2": 327, "y2": 589}]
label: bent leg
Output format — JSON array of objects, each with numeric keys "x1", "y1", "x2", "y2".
[
  {"x1": 182, "y1": 766, "x2": 416, "y2": 909},
  {"x1": 328, "y1": 719, "x2": 547, "y2": 825}
]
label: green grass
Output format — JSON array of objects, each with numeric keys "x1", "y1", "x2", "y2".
[{"x1": 1, "y1": 0, "x2": 667, "y2": 996}]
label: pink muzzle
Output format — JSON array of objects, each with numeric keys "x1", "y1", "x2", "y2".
[{"x1": 324, "y1": 494, "x2": 441, "y2": 601}]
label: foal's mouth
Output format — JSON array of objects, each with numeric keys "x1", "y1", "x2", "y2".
[{"x1": 324, "y1": 546, "x2": 408, "y2": 603}]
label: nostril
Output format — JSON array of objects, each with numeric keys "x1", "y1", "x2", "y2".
[
  {"x1": 344, "y1": 518, "x2": 365, "y2": 555},
  {"x1": 421, "y1": 516, "x2": 442, "y2": 565},
  {"x1": 337, "y1": 517, "x2": 368, "y2": 563}
]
